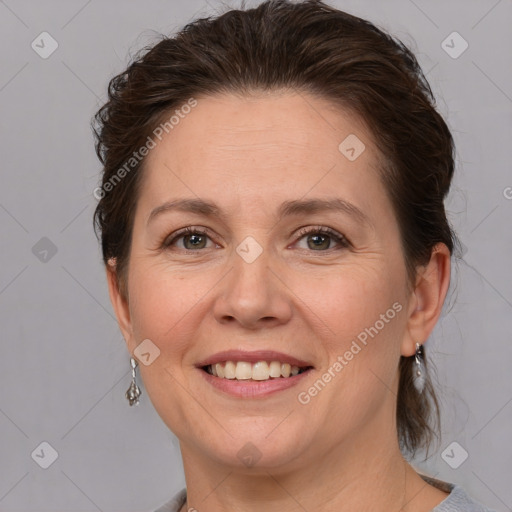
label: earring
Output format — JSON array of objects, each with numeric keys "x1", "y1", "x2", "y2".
[
  {"x1": 125, "y1": 356, "x2": 142, "y2": 406},
  {"x1": 413, "y1": 342, "x2": 426, "y2": 394}
]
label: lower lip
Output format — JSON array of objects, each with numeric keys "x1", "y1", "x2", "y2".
[{"x1": 198, "y1": 368, "x2": 313, "y2": 398}]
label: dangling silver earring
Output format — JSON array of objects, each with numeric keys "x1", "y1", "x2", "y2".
[
  {"x1": 413, "y1": 342, "x2": 426, "y2": 394},
  {"x1": 125, "y1": 357, "x2": 142, "y2": 406}
]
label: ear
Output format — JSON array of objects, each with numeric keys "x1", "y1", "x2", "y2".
[
  {"x1": 401, "y1": 243, "x2": 451, "y2": 357},
  {"x1": 106, "y1": 258, "x2": 135, "y2": 354}
]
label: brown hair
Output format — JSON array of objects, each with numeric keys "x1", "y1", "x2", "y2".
[{"x1": 92, "y1": 0, "x2": 458, "y2": 455}]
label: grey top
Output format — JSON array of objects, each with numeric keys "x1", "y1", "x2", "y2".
[{"x1": 153, "y1": 475, "x2": 496, "y2": 512}]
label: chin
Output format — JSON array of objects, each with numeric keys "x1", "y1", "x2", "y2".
[{"x1": 199, "y1": 426, "x2": 313, "y2": 471}]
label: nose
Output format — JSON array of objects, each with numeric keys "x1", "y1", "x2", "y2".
[{"x1": 212, "y1": 243, "x2": 293, "y2": 330}]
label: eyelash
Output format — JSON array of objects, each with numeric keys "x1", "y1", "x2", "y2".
[
  {"x1": 162, "y1": 225, "x2": 350, "y2": 252},
  {"x1": 295, "y1": 226, "x2": 350, "y2": 250}
]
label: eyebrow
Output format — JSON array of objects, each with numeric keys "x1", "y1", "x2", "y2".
[{"x1": 147, "y1": 197, "x2": 371, "y2": 227}]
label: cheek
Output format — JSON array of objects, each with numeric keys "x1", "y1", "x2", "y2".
[
  {"x1": 127, "y1": 264, "x2": 197, "y2": 353},
  {"x1": 293, "y1": 263, "x2": 402, "y2": 348},
  {"x1": 298, "y1": 266, "x2": 405, "y2": 403}
]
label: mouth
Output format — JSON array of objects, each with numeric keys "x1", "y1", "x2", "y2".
[
  {"x1": 196, "y1": 350, "x2": 315, "y2": 398},
  {"x1": 202, "y1": 361, "x2": 314, "y2": 381}
]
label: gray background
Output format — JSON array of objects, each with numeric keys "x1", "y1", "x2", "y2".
[{"x1": 0, "y1": 0, "x2": 511, "y2": 510}]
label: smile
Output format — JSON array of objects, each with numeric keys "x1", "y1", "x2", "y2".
[{"x1": 203, "y1": 360, "x2": 312, "y2": 381}]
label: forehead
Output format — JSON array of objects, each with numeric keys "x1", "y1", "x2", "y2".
[{"x1": 139, "y1": 91, "x2": 387, "y2": 221}]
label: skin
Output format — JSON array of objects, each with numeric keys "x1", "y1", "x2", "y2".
[{"x1": 107, "y1": 90, "x2": 451, "y2": 512}]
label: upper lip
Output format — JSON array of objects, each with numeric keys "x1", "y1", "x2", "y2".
[{"x1": 196, "y1": 350, "x2": 314, "y2": 369}]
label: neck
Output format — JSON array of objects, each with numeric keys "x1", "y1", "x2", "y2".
[{"x1": 177, "y1": 419, "x2": 437, "y2": 511}]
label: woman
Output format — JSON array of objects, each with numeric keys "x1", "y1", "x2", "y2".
[{"x1": 92, "y1": 1, "x2": 496, "y2": 510}]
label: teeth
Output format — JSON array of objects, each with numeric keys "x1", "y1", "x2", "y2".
[
  {"x1": 252, "y1": 361, "x2": 269, "y2": 381},
  {"x1": 205, "y1": 361, "x2": 307, "y2": 380},
  {"x1": 215, "y1": 363, "x2": 225, "y2": 378},
  {"x1": 269, "y1": 361, "x2": 281, "y2": 378},
  {"x1": 235, "y1": 361, "x2": 252, "y2": 380},
  {"x1": 224, "y1": 361, "x2": 236, "y2": 379}
]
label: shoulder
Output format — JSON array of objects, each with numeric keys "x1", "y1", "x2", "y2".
[
  {"x1": 423, "y1": 476, "x2": 497, "y2": 512},
  {"x1": 151, "y1": 482, "x2": 498, "y2": 512},
  {"x1": 152, "y1": 488, "x2": 187, "y2": 512}
]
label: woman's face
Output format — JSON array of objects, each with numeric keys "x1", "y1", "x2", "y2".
[{"x1": 110, "y1": 90, "x2": 423, "y2": 470}]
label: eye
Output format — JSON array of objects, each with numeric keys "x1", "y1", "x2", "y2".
[
  {"x1": 161, "y1": 225, "x2": 349, "y2": 253},
  {"x1": 162, "y1": 226, "x2": 216, "y2": 251},
  {"x1": 294, "y1": 226, "x2": 349, "y2": 251}
]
